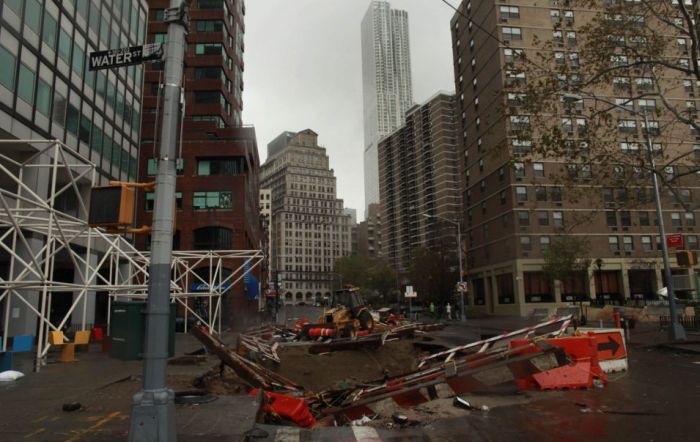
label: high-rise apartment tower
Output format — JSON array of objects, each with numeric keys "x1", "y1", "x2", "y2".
[
  {"x1": 453, "y1": 0, "x2": 700, "y2": 315},
  {"x1": 361, "y1": 0, "x2": 413, "y2": 210}
]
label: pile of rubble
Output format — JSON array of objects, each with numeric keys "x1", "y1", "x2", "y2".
[{"x1": 188, "y1": 314, "x2": 628, "y2": 429}]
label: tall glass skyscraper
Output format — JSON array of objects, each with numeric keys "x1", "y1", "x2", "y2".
[{"x1": 361, "y1": 0, "x2": 413, "y2": 210}]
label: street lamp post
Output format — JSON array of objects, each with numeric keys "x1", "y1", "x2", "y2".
[
  {"x1": 563, "y1": 93, "x2": 686, "y2": 341},
  {"x1": 423, "y1": 213, "x2": 466, "y2": 322},
  {"x1": 595, "y1": 257, "x2": 603, "y2": 302}
]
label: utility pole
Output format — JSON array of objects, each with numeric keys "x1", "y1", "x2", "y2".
[
  {"x1": 128, "y1": 2, "x2": 190, "y2": 440},
  {"x1": 643, "y1": 113, "x2": 686, "y2": 341}
]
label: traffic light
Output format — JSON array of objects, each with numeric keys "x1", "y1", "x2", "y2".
[
  {"x1": 88, "y1": 184, "x2": 135, "y2": 228},
  {"x1": 675, "y1": 250, "x2": 697, "y2": 267}
]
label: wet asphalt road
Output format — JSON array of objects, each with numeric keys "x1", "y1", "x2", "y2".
[{"x1": 425, "y1": 331, "x2": 699, "y2": 442}]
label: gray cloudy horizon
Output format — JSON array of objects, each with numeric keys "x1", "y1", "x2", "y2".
[{"x1": 242, "y1": 0, "x2": 457, "y2": 220}]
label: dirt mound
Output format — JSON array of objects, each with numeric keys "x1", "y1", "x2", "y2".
[{"x1": 265, "y1": 338, "x2": 423, "y2": 392}]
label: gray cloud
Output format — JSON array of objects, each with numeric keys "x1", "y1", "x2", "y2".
[{"x1": 243, "y1": 0, "x2": 456, "y2": 220}]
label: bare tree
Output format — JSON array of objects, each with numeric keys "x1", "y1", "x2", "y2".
[{"x1": 514, "y1": 0, "x2": 700, "y2": 211}]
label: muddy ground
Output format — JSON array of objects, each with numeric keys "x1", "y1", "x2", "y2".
[{"x1": 263, "y1": 338, "x2": 424, "y2": 392}]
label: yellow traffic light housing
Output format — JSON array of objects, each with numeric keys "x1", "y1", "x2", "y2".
[
  {"x1": 675, "y1": 250, "x2": 697, "y2": 267},
  {"x1": 88, "y1": 181, "x2": 154, "y2": 233}
]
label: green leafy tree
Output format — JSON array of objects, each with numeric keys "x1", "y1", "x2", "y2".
[
  {"x1": 408, "y1": 247, "x2": 458, "y2": 306},
  {"x1": 542, "y1": 236, "x2": 591, "y2": 284},
  {"x1": 334, "y1": 255, "x2": 397, "y2": 305}
]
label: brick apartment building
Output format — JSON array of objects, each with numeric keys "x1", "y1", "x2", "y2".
[
  {"x1": 136, "y1": 0, "x2": 261, "y2": 324},
  {"x1": 452, "y1": 0, "x2": 700, "y2": 315},
  {"x1": 378, "y1": 92, "x2": 461, "y2": 276}
]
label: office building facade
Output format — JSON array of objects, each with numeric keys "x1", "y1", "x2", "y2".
[
  {"x1": 260, "y1": 130, "x2": 353, "y2": 305},
  {"x1": 361, "y1": 0, "x2": 413, "y2": 209},
  {"x1": 0, "y1": 0, "x2": 148, "y2": 335}
]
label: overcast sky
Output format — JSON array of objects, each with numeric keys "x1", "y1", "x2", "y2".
[{"x1": 242, "y1": 0, "x2": 456, "y2": 220}]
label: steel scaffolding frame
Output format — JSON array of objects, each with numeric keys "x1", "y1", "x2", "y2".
[{"x1": 0, "y1": 140, "x2": 262, "y2": 370}]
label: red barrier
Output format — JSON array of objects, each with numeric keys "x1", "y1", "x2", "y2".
[
  {"x1": 249, "y1": 389, "x2": 317, "y2": 428},
  {"x1": 293, "y1": 319, "x2": 310, "y2": 333},
  {"x1": 91, "y1": 327, "x2": 104, "y2": 341},
  {"x1": 613, "y1": 312, "x2": 622, "y2": 328},
  {"x1": 509, "y1": 335, "x2": 607, "y2": 390},
  {"x1": 307, "y1": 327, "x2": 335, "y2": 338}
]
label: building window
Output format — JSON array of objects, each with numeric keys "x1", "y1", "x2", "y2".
[
  {"x1": 641, "y1": 236, "x2": 653, "y2": 251},
  {"x1": 502, "y1": 27, "x2": 522, "y2": 40},
  {"x1": 671, "y1": 212, "x2": 681, "y2": 227},
  {"x1": 553, "y1": 211, "x2": 563, "y2": 228},
  {"x1": 195, "y1": 43, "x2": 224, "y2": 55},
  {"x1": 550, "y1": 9, "x2": 561, "y2": 23},
  {"x1": 147, "y1": 158, "x2": 184, "y2": 176},
  {"x1": 520, "y1": 236, "x2": 532, "y2": 251},
  {"x1": 510, "y1": 115, "x2": 530, "y2": 130},
  {"x1": 685, "y1": 212, "x2": 695, "y2": 226},
  {"x1": 514, "y1": 161, "x2": 525, "y2": 178},
  {"x1": 533, "y1": 162, "x2": 544, "y2": 178},
  {"x1": 196, "y1": 20, "x2": 224, "y2": 32},
  {"x1": 618, "y1": 120, "x2": 637, "y2": 133},
  {"x1": 623, "y1": 236, "x2": 634, "y2": 251},
  {"x1": 639, "y1": 212, "x2": 650, "y2": 226},
  {"x1": 516, "y1": 186, "x2": 527, "y2": 202},
  {"x1": 504, "y1": 48, "x2": 524, "y2": 64},
  {"x1": 193, "y1": 191, "x2": 233, "y2": 210},
  {"x1": 538, "y1": 211, "x2": 549, "y2": 226},
  {"x1": 199, "y1": 0, "x2": 225, "y2": 8},
  {"x1": 613, "y1": 76, "x2": 631, "y2": 92},
  {"x1": 687, "y1": 235, "x2": 698, "y2": 250},
  {"x1": 197, "y1": 157, "x2": 244, "y2": 176},
  {"x1": 193, "y1": 226, "x2": 232, "y2": 250},
  {"x1": 517, "y1": 211, "x2": 530, "y2": 226},
  {"x1": 615, "y1": 98, "x2": 634, "y2": 112},
  {"x1": 535, "y1": 186, "x2": 547, "y2": 202},
  {"x1": 146, "y1": 192, "x2": 183, "y2": 211},
  {"x1": 620, "y1": 211, "x2": 631, "y2": 227},
  {"x1": 512, "y1": 139, "x2": 532, "y2": 154},
  {"x1": 36, "y1": 79, "x2": 52, "y2": 116},
  {"x1": 499, "y1": 6, "x2": 520, "y2": 19},
  {"x1": 606, "y1": 211, "x2": 617, "y2": 227},
  {"x1": 17, "y1": 64, "x2": 35, "y2": 105},
  {"x1": 195, "y1": 67, "x2": 224, "y2": 80},
  {"x1": 540, "y1": 236, "x2": 550, "y2": 251},
  {"x1": 609, "y1": 236, "x2": 620, "y2": 251},
  {"x1": 550, "y1": 187, "x2": 562, "y2": 202},
  {"x1": 0, "y1": 46, "x2": 16, "y2": 90}
]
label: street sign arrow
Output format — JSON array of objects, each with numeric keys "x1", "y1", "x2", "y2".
[{"x1": 596, "y1": 336, "x2": 620, "y2": 356}]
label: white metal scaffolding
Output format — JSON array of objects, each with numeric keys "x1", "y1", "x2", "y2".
[{"x1": 0, "y1": 140, "x2": 262, "y2": 370}]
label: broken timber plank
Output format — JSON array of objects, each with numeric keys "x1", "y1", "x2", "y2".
[{"x1": 190, "y1": 326, "x2": 301, "y2": 392}]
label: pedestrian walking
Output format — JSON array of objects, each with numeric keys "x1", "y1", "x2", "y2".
[
  {"x1": 446, "y1": 302, "x2": 452, "y2": 320},
  {"x1": 429, "y1": 302, "x2": 436, "y2": 318}
]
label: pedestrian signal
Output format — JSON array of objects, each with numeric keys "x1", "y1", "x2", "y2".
[{"x1": 675, "y1": 250, "x2": 697, "y2": 267}]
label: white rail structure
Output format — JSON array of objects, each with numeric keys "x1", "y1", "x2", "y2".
[{"x1": 0, "y1": 140, "x2": 262, "y2": 370}]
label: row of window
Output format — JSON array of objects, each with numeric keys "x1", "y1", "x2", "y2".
[
  {"x1": 606, "y1": 210, "x2": 697, "y2": 227},
  {"x1": 1, "y1": 3, "x2": 142, "y2": 180},
  {"x1": 144, "y1": 191, "x2": 232, "y2": 211},
  {"x1": 146, "y1": 157, "x2": 246, "y2": 176},
  {"x1": 517, "y1": 234, "x2": 698, "y2": 253}
]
